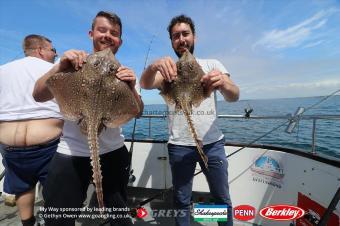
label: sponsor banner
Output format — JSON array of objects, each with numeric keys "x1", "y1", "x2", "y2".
[
  {"x1": 296, "y1": 192, "x2": 339, "y2": 226},
  {"x1": 234, "y1": 205, "x2": 256, "y2": 221},
  {"x1": 260, "y1": 204, "x2": 305, "y2": 221},
  {"x1": 194, "y1": 204, "x2": 228, "y2": 222}
]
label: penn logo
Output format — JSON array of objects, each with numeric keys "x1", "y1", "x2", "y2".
[
  {"x1": 259, "y1": 205, "x2": 305, "y2": 221},
  {"x1": 233, "y1": 205, "x2": 256, "y2": 221}
]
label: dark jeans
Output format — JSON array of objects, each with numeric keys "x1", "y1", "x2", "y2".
[
  {"x1": 168, "y1": 138, "x2": 233, "y2": 226},
  {"x1": 0, "y1": 138, "x2": 59, "y2": 195},
  {"x1": 43, "y1": 146, "x2": 131, "y2": 226}
]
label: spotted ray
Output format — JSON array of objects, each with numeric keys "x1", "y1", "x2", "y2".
[
  {"x1": 46, "y1": 48, "x2": 140, "y2": 212},
  {"x1": 160, "y1": 50, "x2": 209, "y2": 169}
]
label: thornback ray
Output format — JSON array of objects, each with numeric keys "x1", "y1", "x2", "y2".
[
  {"x1": 46, "y1": 48, "x2": 140, "y2": 212},
  {"x1": 160, "y1": 50, "x2": 209, "y2": 169}
]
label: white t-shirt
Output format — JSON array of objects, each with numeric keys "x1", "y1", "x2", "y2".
[
  {"x1": 167, "y1": 58, "x2": 228, "y2": 146},
  {"x1": 57, "y1": 82, "x2": 141, "y2": 156},
  {"x1": 0, "y1": 57, "x2": 62, "y2": 121}
]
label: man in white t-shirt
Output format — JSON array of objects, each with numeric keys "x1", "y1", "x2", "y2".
[
  {"x1": 140, "y1": 15, "x2": 239, "y2": 226},
  {"x1": 0, "y1": 34, "x2": 62, "y2": 226},
  {"x1": 33, "y1": 11, "x2": 143, "y2": 226}
]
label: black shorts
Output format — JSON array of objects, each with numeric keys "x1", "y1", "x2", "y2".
[{"x1": 42, "y1": 145, "x2": 131, "y2": 226}]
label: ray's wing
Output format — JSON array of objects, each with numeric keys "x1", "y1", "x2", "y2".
[
  {"x1": 46, "y1": 70, "x2": 84, "y2": 121},
  {"x1": 100, "y1": 78, "x2": 140, "y2": 128},
  {"x1": 185, "y1": 60, "x2": 207, "y2": 108},
  {"x1": 190, "y1": 82, "x2": 207, "y2": 108},
  {"x1": 160, "y1": 81, "x2": 177, "y2": 106}
]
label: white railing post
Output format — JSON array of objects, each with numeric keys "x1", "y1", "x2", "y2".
[{"x1": 311, "y1": 119, "x2": 317, "y2": 154}]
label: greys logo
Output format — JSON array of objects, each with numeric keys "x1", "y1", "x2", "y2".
[
  {"x1": 132, "y1": 208, "x2": 186, "y2": 218},
  {"x1": 152, "y1": 209, "x2": 186, "y2": 218}
]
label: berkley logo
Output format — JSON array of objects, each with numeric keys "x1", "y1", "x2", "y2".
[
  {"x1": 234, "y1": 205, "x2": 256, "y2": 221},
  {"x1": 259, "y1": 205, "x2": 305, "y2": 221}
]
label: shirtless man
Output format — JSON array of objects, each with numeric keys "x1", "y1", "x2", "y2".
[{"x1": 0, "y1": 34, "x2": 63, "y2": 226}]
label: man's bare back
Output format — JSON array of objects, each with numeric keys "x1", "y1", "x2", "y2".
[{"x1": 0, "y1": 118, "x2": 63, "y2": 146}]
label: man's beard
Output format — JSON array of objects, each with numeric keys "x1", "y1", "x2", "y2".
[{"x1": 175, "y1": 44, "x2": 194, "y2": 58}]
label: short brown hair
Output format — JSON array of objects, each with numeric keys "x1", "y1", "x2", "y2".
[
  {"x1": 22, "y1": 34, "x2": 52, "y2": 56},
  {"x1": 91, "y1": 11, "x2": 122, "y2": 37}
]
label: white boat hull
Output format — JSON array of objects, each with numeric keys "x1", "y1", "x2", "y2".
[
  {"x1": 126, "y1": 141, "x2": 340, "y2": 226},
  {"x1": 1, "y1": 141, "x2": 339, "y2": 225}
]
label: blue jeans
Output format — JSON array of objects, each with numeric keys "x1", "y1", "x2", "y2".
[{"x1": 168, "y1": 138, "x2": 233, "y2": 226}]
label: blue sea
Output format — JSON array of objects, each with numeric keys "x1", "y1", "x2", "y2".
[{"x1": 123, "y1": 95, "x2": 340, "y2": 159}]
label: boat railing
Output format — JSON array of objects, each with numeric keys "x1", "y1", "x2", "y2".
[{"x1": 135, "y1": 114, "x2": 340, "y2": 155}]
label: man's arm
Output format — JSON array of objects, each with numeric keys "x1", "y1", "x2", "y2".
[
  {"x1": 201, "y1": 70, "x2": 240, "y2": 102},
  {"x1": 33, "y1": 64, "x2": 61, "y2": 102},
  {"x1": 218, "y1": 73, "x2": 240, "y2": 102},
  {"x1": 140, "y1": 57, "x2": 177, "y2": 90},
  {"x1": 33, "y1": 50, "x2": 88, "y2": 102}
]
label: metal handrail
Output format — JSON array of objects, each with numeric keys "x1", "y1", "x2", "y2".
[
  {"x1": 133, "y1": 114, "x2": 340, "y2": 154},
  {"x1": 139, "y1": 114, "x2": 340, "y2": 120}
]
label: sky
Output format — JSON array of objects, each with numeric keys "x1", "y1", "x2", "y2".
[{"x1": 0, "y1": 0, "x2": 339, "y2": 104}]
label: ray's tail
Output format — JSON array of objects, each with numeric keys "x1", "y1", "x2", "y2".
[
  {"x1": 88, "y1": 121, "x2": 105, "y2": 213},
  {"x1": 179, "y1": 100, "x2": 209, "y2": 169}
]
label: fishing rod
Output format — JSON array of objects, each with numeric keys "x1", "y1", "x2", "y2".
[
  {"x1": 127, "y1": 35, "x2": 155, "y2": 181},
  {"x1": 197, "y1": 89, "x2": 340, "y2": 174}
]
